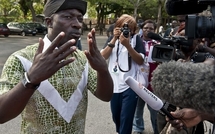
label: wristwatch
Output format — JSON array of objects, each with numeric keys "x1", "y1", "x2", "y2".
[
  {"x1": 108, "y1": 42, "x2": 115, "y2": 48},
  {"x1": 22, "y1": 72, "x2": 40, "y2": 90}
]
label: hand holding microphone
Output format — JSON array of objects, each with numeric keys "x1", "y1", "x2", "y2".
[
  {"x1": 125, "y1": 76, "x2": 175, "y2": 119},
  {"x1": 125, "y1": 76, "x2": 188, "y2": 132}
]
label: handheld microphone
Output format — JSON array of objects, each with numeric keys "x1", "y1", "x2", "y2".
[
  {"x1": 147, "y1": 32, "x2": 174, "y2": 45},
  {"x1": 151, "y1": 61, "x2": 215, "y2": 115},
  {"x1": 165, "y1": 0, "x2": 208, "y2": 15},
  {"x1": 125, "y1": 76, "x2": 175, "y2": 119},
  {"x1": 147, "y1": 32, "x2": 163, "y2": 41}
]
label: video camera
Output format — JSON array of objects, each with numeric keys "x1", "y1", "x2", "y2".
[
  {"x1": 148, "y1": 32, "x2": 190, "y2": 62},
  {"x1": 150, "y1": 0, "x2": 215, "y2": 62},
  {"x1": 148, "y1": 32, "x2": 207, "y2": 63},
  {"x1": 185, "y1": 1, "x2": 215, "y2": 39},
  {"x1": 166, "y1": 0, "x2": 215, "y2": 39}
]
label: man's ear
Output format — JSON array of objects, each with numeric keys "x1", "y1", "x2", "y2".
[{"x1": 44, "y1": 17, "x2": 53, "y2": 28}]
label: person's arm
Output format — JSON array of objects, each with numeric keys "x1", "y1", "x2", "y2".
[
  {"x1": 101, "y1": 27, "x2": 121, "y2": 59},
  {"x1": 86, "y1": 29, "x2": 113, "y2": 101},
  {"x1": 203, "y1": 45, "x2": 215, "y2": 57},
  {"x1": 0, "y1": 32, "x2": 77, "y2": 123},
  {"x1": 198, "y1": 42, "x2": 215, "y2": 57},
  {"x1": 100, "y1": 35, "x2": 115, "y2": 60},
  {"x1": 0, "y1": 81, "x2": 36, "y2": 124}
]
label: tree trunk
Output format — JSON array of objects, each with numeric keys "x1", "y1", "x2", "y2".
[
  {"x1": 28, "y1": 3, "x2": 36, "y2": 22},
  {"x1": 134, "y1": 6, "x2": 138, "y2": 20},
  {"x1": 156, "y1": 0, "x2": 162, "y2": 34}
]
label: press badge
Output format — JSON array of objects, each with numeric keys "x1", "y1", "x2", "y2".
[{"x1": 111, "y1": 64, "x2": 119, "y2": 75}]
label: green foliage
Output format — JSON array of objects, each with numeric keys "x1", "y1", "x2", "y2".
[
  {"x1": 0, "y1": 0, "x2": 171, "y2": 24},
  {"x1": 0, "y1": 0, "x2": 23, "y2": 23},
  {"x1": 87, "y1": 2, "x2": 97, "y2": 18}
]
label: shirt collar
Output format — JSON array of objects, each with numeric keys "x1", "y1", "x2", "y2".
[{"x1": 42, "y1": 34, "x2": 52, "y2": 53}]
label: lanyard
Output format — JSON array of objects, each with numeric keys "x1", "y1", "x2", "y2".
[{"x1": 115, "y1": 41, "x2": 131, "y2": 72}]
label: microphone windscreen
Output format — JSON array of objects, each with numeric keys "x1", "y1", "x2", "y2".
[
  {"x1": 165, "y1": 0, "x2": 208, "y2": 15},
  {"x1": 151, "y1": 61, "x2": 215, "y2": 115}
]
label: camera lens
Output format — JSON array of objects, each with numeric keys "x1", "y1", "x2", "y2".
[
  {"x1": 186, "y1": 15, "x2": 215, "y2": 39},
  {"x1": 121, "y1": 23, "x2": 130, "y2": 38},
  {"x1": 196, "y1": 16, "x2": 215, "y2": 38},
  {"x1": 123, "y1": 31, "x2": 129, "y2": 38}
]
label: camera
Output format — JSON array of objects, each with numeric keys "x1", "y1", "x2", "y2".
[
  {"x1": 150, "y1": 0, "x2": 215, "y2": 63},
  {"x1": 150, "y1": 33, "x2": 207, "y2": 63},
  {"x1": 148, "y1": 32, "x2": 192, "y2": 62},
  {"x1": 185, "y1": 4, "x2": 215, "y2": 40},
  {"x1": 121, "y1": 23, "x2": 130, "y2": 38},
  {"x1": 150, "y1": 35, "x2": 208, "y2": 63}
]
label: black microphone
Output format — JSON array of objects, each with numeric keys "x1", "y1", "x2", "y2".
[
  {"x1": 151, "y1": 61, "x2": 215, "y2": 115},
  {"x1": 165, "y1": 0, "x2": 208, "y2": 15},
  {"x1": 147, "y1": 32, "x2": 174, "y2": 44},
  {"x1": 147, "y1": 32, "x2": 163, "y2": 41}
]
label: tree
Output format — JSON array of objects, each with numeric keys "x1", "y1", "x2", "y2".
[
  {"x1": 0, "y1": 0, "x2": 18, "y2": 22},
  {"x1": 18, "y1": 0, "x2": 43, "y2": 21},
  {"x1": 128, "y1": 0, "x2": 145, "y2": 20},
  {"x1": 156, "y1": 0, "x2": 165, "y2": 33}
]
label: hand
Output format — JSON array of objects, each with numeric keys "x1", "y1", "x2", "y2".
[
  {"x1": 28, "y1": 32, "x2": 76, "y2": 84},
  {"x1": 113, "y1": 27, "x2": 121, "y2": 40},
  {"x1": 119, "y1": 32, "x2": 130, "y2": 48},
  {"x1": 177, "y1": 59, "x2": 186, "y2": 62},
  {"x1": 166, "y1": 108, "x2": 203, "y2": 130},
  {"x1": 85, "y1": 28, "x2": 108, "y2": 72}
]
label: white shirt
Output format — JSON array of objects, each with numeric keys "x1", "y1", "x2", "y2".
[{"x1": 101, "y1": 34, "x2": 144, "y2": 93}]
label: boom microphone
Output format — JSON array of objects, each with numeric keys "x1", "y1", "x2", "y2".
[
  {"x1": 125, "y1": 76, "x2": 176, "y2": 119},
  {"x1": 165, "y1": 0, "x2": 208, "y2": 15},
  {"x1": 151, "y1": 61, "x2": 215, "y2": 115}
]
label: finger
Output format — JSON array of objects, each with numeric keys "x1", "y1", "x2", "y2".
[
  {"x1": 56, "y1": 46, "x2": 76, "y2": 62},
  {"x1": 57, "y1": 57, "x2": 76, "y2": 68},
  {"x1": 170, "y1": 111, "x2": 182, "y2": 118},
  {"x1": 33, "y1": 38, "x2": 44, "y2": 61},
  {"x1": 87, "y1": 32, "x2": 92, "y2": 45},
  {"x1": 87, "y1": 31, "x2": 98, "y2": 57},
  {"x1": 91, "y1": 28, "x2": 97, "y2": 49},
  {"x1": 84, "y1": 50, "x2": 91, "y2": 60},
  {"x1": 119, "y1": 33, "x2": 122, "y2": 41},
  {"x1": 166, "y1": 116, "x2": 170, "y2": 122},
  {"x1": 91, "y1": 28, "x2": 96, "y2": 38},
  {"x1": 36, "y1": 38, "x2": 44, "y2": 55},
  {"x1": 45, "y1": 32, "x2": 65, "y2": 54},
  {"x1": 115, "y1": 27, "x2": 121, "y2": 31},
  {"x1": 55, "y1": 39, "x2": 76, "y2": 56},
  {"x1": 170, "y1": 119, "x2": 181, "y2": 127},
  {"x1": 175, "y1": 122, "x2": 184, "y2": 130},
  {"x1": 87, "y1": 37, "x2": 94, "y2": 56}
]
